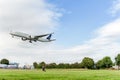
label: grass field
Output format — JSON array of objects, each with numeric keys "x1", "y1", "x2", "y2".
[{"x1": 0, "y1": 69, "x2": 120, "y2": 80}]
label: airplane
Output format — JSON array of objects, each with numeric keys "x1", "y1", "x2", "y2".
[{"x1": 10, "y1": 32, "x2": 56, "y2": 43}]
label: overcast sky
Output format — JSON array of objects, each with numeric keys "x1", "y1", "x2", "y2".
[{"x1": 0, "y1": 0, "x2": 120, "y2": 66}]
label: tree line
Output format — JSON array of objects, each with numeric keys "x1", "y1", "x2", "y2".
[
  {"x1": 1, "y1": 54, "x2": 120, "y2": 69},
  {"x1": 33, "y1": 54, "x2": 120, "y2": 69}
]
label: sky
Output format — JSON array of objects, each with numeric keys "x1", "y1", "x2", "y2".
[{"x1": 0, "y1": 0, "x2": 120, "y2": 66}]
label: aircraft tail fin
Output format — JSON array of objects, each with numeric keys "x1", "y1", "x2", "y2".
[
  {"x1": 46, "y1": 33, "x2": 55, "y2": 41},
  {"x1": 46, "y1": 34, "x2": 52, "y2": 40}
]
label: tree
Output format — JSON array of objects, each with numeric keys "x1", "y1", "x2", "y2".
[
  {"x1": 33, "y1": 62, "x2": 38, "y2": 69},
  {"x1": 57, "y1": 63, "x2": 65, "y2": 68},
  {"x1": 0, "y1": 58, "x2": 9, "y2": 65},
  {"x1": 70, "y1": 62, "x2": 80, "y2": 68},
  {"x1": 64, "y1": 63, "x2": 70, "y2": 68},
  {"x1": 81, "y1": 57, "x2": 94, "y2": 69},
  {"x1": 79, "y1": 62, "x2": 84, "y2": 68},
  {"x1": 46, "y1": 63, "x2": 57, "y2": 68},
  {"x1": 96, "y1": 56, "x2": 113, "y2": 69},
  {"x1": 115, "y1": 54, "x2": 120, "y2": 70},
  {"x1": 102, "y1": 56, "x2": 113, "y2": 68},
  {"x1": 96, "y1": 60, "x2": 104, "y2": 69},
  {"x1": 38, "y1": 62, "x2": 46, "y2": 68}
]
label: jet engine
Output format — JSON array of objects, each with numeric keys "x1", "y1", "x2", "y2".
[{"x1": 21, "y1": 37, "x2": 27, "y2": 41}]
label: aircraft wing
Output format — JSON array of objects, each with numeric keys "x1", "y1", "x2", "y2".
[
  {"x1": 34, "y1": 33, "x2": 54, "y2": 39},
  {"x1": 10, "y1": 32, "x2": 30, "y2": 38}
]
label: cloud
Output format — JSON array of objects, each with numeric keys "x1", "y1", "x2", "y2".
[
  {"x1": 63, "y1": 19, "x2": 120, "y2": 62},
  {"x1": 110, "y1": 0, "x2": 120, "y2": 16},
  {"x1": 0, "y1": 0, "x2": 62, "y2": 33},
  {"x1": 34, "y1": 18, "x2": 120, "y2": 63},
  {"x1": 0, "y1": 0, "x2": 62, "y2": 65},
  {"x1": 39, "y1": 19, "x2": 120, "y2": 64}
]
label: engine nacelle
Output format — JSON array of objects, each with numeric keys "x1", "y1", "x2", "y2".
[{"x1": 21, "y1": 37, "x2": 27, "y2": 41}]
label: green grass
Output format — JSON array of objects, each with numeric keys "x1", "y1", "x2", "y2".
[{"x1": 0, "y1": 69, "x2": 119, "y2": 80}]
